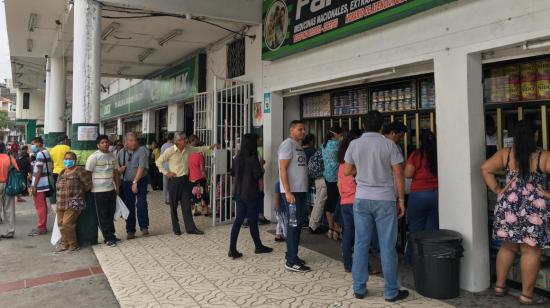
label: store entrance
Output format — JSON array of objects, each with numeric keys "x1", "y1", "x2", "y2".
[{"x1": 184, "y1": 103, "x2": 194, "y2": 136}]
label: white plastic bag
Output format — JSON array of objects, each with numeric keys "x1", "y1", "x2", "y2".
[
  {"x1": 114, "y1": 196, "x2": 129, "y2": 221},
  {"x1": 51, "y1": 215, "x2": 61, "y2": 246}
]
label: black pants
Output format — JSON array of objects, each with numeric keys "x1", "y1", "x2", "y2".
[
  {"x1": 169, "y1": 176, "x2": 197, "y2": 233},
  {"x1": 93, "y1": 190, "x2": 117, "y2": 242}
]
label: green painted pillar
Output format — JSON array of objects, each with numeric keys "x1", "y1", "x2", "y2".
[
  {"x1": 26, "y1": 120, "x2": 37, "y2": 143},
  {"x1": 45, "y1": 132, "x2": 65, "y2": 148}
]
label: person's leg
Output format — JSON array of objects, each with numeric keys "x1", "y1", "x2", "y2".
[
  {"x1": 341, "y1": 205, "x2": 354, "y2": 272},
  {"x1": 282, "y1": 194, "x2": 298, "y2": 265},
  {"x1": 229, "y1": 198, "x2": 246, "y2": 253},
  {"x1": 121, "y1": 182, "x2": 136, "y2": 234},
  {"x1": 495, "y1": 241, "x2": 519, "y2": 290},
  {"x1": 324, "y1": 181, "x2": 339, "y2": 237},
  {"x1": 373, "y1": 200, "x2": 400, "y2": 300},
  {"x1": 405, "y1": 192, "x2": 429, "y2": 263},
  {"x1": 201, "y1": 179, "x2": 210, "y2": 215},
  {"x1": 3, "y1": 195, "x2": 16, "y2": 235},
  {"x1": 136, "y1": 178, "x2": 149, "y2": 231},
  {"x1": 309, "y1": 178, "x2": 327, "y2": 230},
  {"x1": 294, "y1": 193, "x2": 307, "y2": 256},
  {"x1": 105, "y1": 191, "x2": 117, "y2": 241},
  {"x1": 57, "y1": 208, "x2": 67, "y2": 248},
  {"x1": 163, "y1": 175, "x2": 169, "y2": 203},
  {"x1": 168, "y1": 178, "x2": 182, "y2": 233},
  {"x1": 424, "y1": 190, "x2": 439, "y2": 231},
  {"x1": 247, "y1": 197, "x2": 263, "y2": 248},
  {"x1": 519, "y1": 244, "x2": 543, "y2": 302},
  {"x1": 94, "y1": 192, "x2": 111, "y2": 242},
  {"x1": 181, "y1": 176, "x2": 198, "y2": 233},
  {"x1": 64, "y1": 209, "x2": 81, "y2": 248},
  {"x1": 34, "y1": 192, "x2": 48, "y2": 233},
  {"x1": 352, "y1": 199, "x2": 373, "y2": 295}
]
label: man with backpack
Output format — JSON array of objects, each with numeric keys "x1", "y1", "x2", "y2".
[{"x1": 0, "y1": 142, "x2": 20, "y2": 239}]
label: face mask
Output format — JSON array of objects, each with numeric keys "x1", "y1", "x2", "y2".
[
  {"x1": 31, "y1": 144, "x2": 38, "y2": 153},
  {"x1": 63, "y1": 159, "x2": 75, "y2": 168}
]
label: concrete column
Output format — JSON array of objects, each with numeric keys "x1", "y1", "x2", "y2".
[
  {"x1": 262, "y1": 92, "x2": 284, "y2": 221},
  {"x1": 46, "y1": 57, "x2": 67, "y2": 147},
  {"x1": 15, "y1": 88, "x2": 23, "y2": 119},
  {"x1": 71, "y1": 0, "x2": 101, "y2": 159},
  {"x1": 434, "y1": 51, "x2": 489, "y2": 292},
  {"x1": 167, "y1": 103, "x2": 184, "y2": 132},
  {"x1": 71, "y1": 0, "x2": 101, "y2": 247},
  {"x1": 142, "y1": 110, "x2": 156, "y2": 145},
  {"x1": 117, "y1": 117, "x2": 123, "y2": 142}
]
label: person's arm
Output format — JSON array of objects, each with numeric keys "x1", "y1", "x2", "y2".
[
  {"x1": 343, "y1": 163, "x2": 356, "y2": 176},
  {"x1": 156, "y1": 147, "x2": 175, "y2": 177},
  {"x1": 80, "y1": 167, "x2": 93, "y2": 192},
  {"x1": 113, "y1": 168, "x2": 120, "y2": 195},
  {"x1": 116, "y1": 151, "x2": 127, "y2": 174},
  {"x1": 393, "y1": 163, "x2": 406, "y2": 219},
  {"x1": 343, "y1": 142, "x2": 357, "y2": 176},
  {"x1": 132, "y1": 148, "x2": 147, "y2": 193},
  {"x1": 279, "y1": 159, "x2": 294, "y2": 204},
  {"x1": 480, "y1": 149, "x2": 507, "y2": 195},
  {"x1": 252, "y1": 158, "x2": 263, "y2": 180},
  {"x1": 405, "y1": 152, "x2": 417, "y2": 179}
]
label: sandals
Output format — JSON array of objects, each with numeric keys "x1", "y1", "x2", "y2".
[
  {"x1": 519, "y1": 294, "x2": 548, "y2": 305},
  {"x1": 327, "y1": 229, "x2": 341, "y2": 241},
  {"x1": 494, "y1": 285, "x2": 508, "y2": 297}
]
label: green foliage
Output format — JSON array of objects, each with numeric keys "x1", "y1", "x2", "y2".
[{"x1": 0, "y1": 110, "x2": 15, "y2": 130}]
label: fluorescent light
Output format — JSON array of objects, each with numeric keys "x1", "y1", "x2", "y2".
[
  {"x1": 158, "y1": 29, "x2": 183, "y2": 46},
  {"x1": 102, "y1": 22, "x2": 120, "y2": 41},
  {"x1": 288, "y1": 68, "x2": 396, "y2": 94},
  {"x1": 26, "y1": 39, "x2": 33, "y2": 52},
  {"x1": 523, "y1": 40, "x2": 550, "y2": 50},
  {"x1": 28, "y1": 13, "x2": 37, "y2": 32},
  {"x1": 138, "y1": 48, "x2": 155, "y2": 62}
]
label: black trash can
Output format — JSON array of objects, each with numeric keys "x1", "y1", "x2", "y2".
[{"x1": 411, "y1": 229, "x2": 463, "y2": 300}]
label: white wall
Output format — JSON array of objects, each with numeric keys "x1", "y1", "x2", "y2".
[
  {"x1": 283, "y1": 96, "x2": 300, "y2": 134},
  {"x1": 15, "y1": 88, "x2": 45, "y2": 124}
]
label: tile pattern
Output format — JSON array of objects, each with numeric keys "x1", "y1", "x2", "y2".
[{"x1": 95, "y1": 192, "x2": 453, "y2": 308}]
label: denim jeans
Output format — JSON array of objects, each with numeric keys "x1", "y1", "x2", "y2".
[
  {"x1": 230, "y1": 195, "x2": 263, "y2": 252},
  {"x1": 341, "y1": 205, "x2": 354, "y2": 271},
  {"x1": 280, "y1": 192, "x2": 307, "y2": 265},
  {"x1": 405, "y1": 189, "x2": 439, "y2": 263},
  {"x1": 121, "y1": 178, "x2": 149, "y2": 234},
  {"x1": 352, "y1": 199, "x2": 400, "y2": 299}
]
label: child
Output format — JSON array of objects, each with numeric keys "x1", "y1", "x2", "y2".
[{"x1": 274, "y1": 181, "x2": 287, "y2": 242}]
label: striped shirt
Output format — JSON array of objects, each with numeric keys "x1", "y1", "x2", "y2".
[
  {"x1": 85, "y1": 150, "x2": 118, "y2": 192},
  {"x1": 32, "y1": 150, "x2": 52, "y2": 192}
]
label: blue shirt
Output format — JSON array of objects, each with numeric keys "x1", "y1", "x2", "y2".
[{"x1": 322, "y1": 139, "x2": 340, "y2": 183}]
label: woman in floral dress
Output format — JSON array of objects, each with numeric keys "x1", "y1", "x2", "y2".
[{"x1": 481, "y1": 121, "x2": 549, "y2": 305}]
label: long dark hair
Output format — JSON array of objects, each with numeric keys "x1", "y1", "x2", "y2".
[
  {"x1": 337, "y1": 129, "x2": 363, "y2": 164},
  {"x1": 419, "y1": 130, "x2": 437, "y2": 176},
  {"x1": 513, "y1": 121, "x2": 538, "y2": 179},
  {"x1": 324, "y1": 126, "x2": 343, "y2": 148},
  {"x1": 234, "y1": 133, "x2": 259, "y2": 178}
]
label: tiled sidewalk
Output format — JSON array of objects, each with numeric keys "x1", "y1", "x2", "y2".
[{"x1": 94, "y1": 222, "x2": 451, "y2": 307}]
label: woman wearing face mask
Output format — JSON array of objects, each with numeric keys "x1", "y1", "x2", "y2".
[
  {"x1": 322, "y1": 126, "x2": 343, "y2": 240},
  {"x1": 54, "y1": 152, "x2": 92, "y2": 252}
]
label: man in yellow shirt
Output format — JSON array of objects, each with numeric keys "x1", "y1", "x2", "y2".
[
  {"x1": 156, "y1": 132, "x2": 218, "y2": 235},
  {"x1": 50, "y1": 135, "x2": 71, "y2": 182}
]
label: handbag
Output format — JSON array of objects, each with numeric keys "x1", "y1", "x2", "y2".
[
  {"x1": 4, "y1": 156, "x2": 27, "y2": 196},
  {"x1": 68, "y1": 197, "x2": 86, "y2": 211}
]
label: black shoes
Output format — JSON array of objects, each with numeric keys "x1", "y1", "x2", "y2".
[
  {"x1": 228, "y1": 250, "x2": 243, "y2": 259},
  {"x1": 385, "y1": 290, "x2": 410, "y2": 302},
  {"x1": 188, "y1": 229, "x2": 204, "y2": 235},
  {"x1": 174, "y1": 231, "x2": 182, "y2": 236},
  {"x1": 296, "y1": 257, "x2": 307, "y2": 266},
  {"x1": 354, "y1": 291, "x2": 367, "y2": 299},
  {"x1": 255, "y1": 246, "x2": 273, "y2": 254},
  {"x1": 284, "y1": 262, "x2": 311, "y2": 273},
  {"x1": 1, "y1": 233, "x2": 14, "y2": 239}
]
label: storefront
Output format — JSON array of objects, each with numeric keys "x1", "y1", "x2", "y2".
[
  {"x1": 99, "y1": 53, "x2": 206, "y2": 144},
  {"x1": 260, "y1": 0, "x2": 550, "y2": 293}
]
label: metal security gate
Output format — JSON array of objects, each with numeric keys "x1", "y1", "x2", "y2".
[{"x1": 194, "y1": 78, "x2": 252, "y2": 226}]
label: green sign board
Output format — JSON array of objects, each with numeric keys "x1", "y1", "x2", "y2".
[
  {"x1": 100, "y1": 53, "x2": 206, "y2": 120},
  {"x1": 262, "y1": 0, "x2": 455, "y2": 61}
]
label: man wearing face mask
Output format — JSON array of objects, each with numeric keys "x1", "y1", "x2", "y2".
[
  {"x1": 117, "y1": 132, "x2": 149, "y2": 240},
  {"x1": 28, "y1": 137, "x2": 52, "y2": 236}
]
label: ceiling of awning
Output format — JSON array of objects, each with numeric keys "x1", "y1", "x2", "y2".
[{"x1": 5, "y1": 0, "x2": 261, "y2": 95}]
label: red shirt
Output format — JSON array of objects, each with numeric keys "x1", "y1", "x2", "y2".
[
  {"x1": 0, "y1": 154, "x2": 19, "y2": 183},
  {"x1": 338, "y1": 164, "x2": 356, "y2": 205},
  {"x1": 189, "y1": 152, "x2": 205, "y2": 183},
  {"x1": 407, "y1": 150, "x2": 438, "y2": 192}
]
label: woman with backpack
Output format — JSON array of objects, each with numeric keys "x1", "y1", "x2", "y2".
[
  {"x1": 54, "y1": 152, "x2": 92, "y2": 252},
  {"x1": 322, "y1": 126, "x2": 343, "y2": 240},
  {"x1": 0, "y1": 142, "x2": 20, "y2": 239}
]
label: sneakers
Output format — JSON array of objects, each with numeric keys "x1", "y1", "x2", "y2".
[
  {"x1": 28, "y1": 229, "x2": 47, "y2": 236},
  {"x1": 142, "y1": 229, "x2": 150, "y2": 236},
  {"x1": 106, "y1": 240, "x2": 117, "y2": 247},
  {"x1": 127, "y1": 233, "x2": 136, "y2": 240},
  {"x1": 285, "y1": 262, "x2": 311, "y2": 273},
  {"x1": 296, "y1": 257, "x2": 307, "y2": 266},
  {"x1": 255, "y1": 246, "x2": 273, "y2": 254},
  {"x1": 385, "y1": 290, "x2": 409, "y2": 302}
]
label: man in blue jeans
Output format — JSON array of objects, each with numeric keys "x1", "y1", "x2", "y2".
[
  {"x1": 279, "y1": 120, "x2": 310, "y2": 273},
  {"x1": 343, "y1": 111, "x2": 409, "y2": 302},
  {"x1": 117, "y1": 132, "x2": 149, "y2": 240}
]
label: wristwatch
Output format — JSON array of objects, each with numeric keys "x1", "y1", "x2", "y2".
[{"x1": 132, "y1": 181, "x2": 137, "y2": 184}]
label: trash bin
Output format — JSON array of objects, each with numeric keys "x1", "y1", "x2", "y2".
[{"x1": 411, "y1": 229, "x2": 463, "y2": 300}]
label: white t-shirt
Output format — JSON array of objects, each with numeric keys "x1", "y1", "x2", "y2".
[{"x1": 278, "y1": 138, "x2": 308, "y2": 193}]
